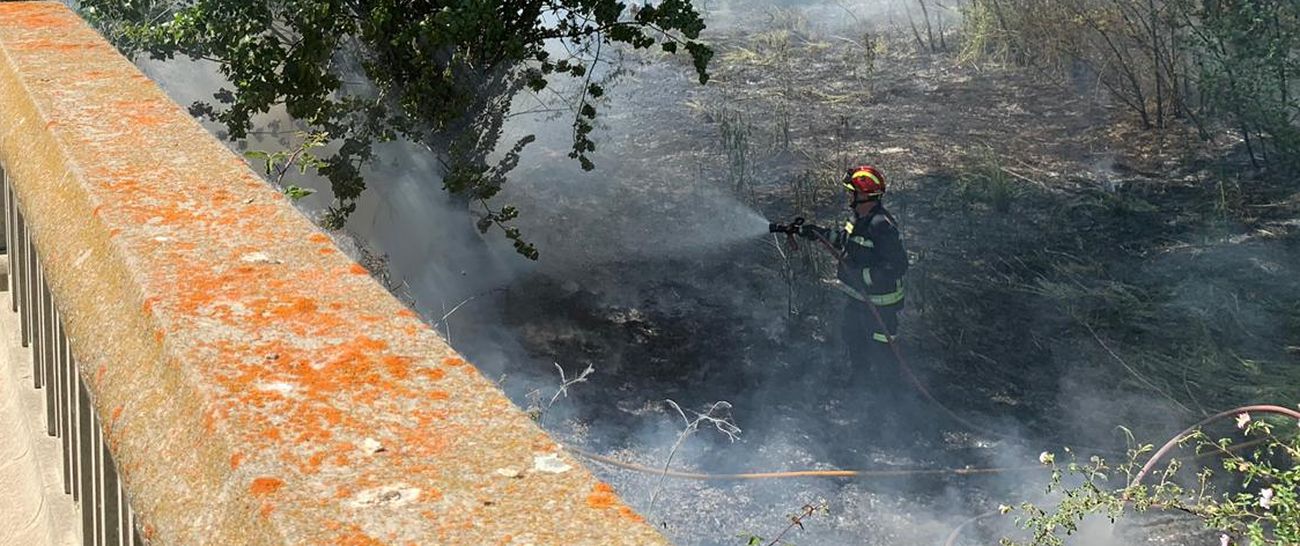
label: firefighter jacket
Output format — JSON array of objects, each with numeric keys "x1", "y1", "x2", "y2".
[{"x1": 834, "y1": 204, "x2": 907, "y2": 307}]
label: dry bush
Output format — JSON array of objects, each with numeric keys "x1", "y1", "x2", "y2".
[{"x1": 960, "y1": 0, "x2": 1300, "y2": 172}]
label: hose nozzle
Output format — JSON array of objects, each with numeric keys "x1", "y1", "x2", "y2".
[{"x1": 769, "y1": 217, "x2": 805, "y2": 235}]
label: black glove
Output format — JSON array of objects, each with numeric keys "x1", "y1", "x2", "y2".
[
  {"x1": 790, "y1": 222, "x2": 821, "y2": 240},
  {"x1": 798, "y1": 223, "x2": 831, "y2": 241}
]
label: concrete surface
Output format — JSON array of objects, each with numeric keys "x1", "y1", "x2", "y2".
[{"x1": 0, "y1": 3, "x2": 666, "y2": 544}]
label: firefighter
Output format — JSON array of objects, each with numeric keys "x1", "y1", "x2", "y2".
[{"x1": 798, "y1": 165, "x2": 908, "y2": 401}]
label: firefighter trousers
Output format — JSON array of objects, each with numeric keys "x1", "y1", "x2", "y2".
[{"x1": 841, "y1": 299, "x2": 903, "y2": 403}]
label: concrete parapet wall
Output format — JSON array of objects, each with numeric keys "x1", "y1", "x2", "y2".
[{"x1": 0, "y1": 3, "x2": 664, "y2": 544}]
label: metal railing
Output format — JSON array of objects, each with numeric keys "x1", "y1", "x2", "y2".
[{"x1": 3, "y1": 166, "x2": 144, "y2": 546}]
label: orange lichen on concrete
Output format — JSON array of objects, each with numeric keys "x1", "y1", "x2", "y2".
[
  {"x1": 115, "y1": 101, "x2": 169, "y2": 127},
  {"x1": 230, "y1": 452, "x2": 244, "y2": 471},
  {"x1": 532, "y1": 439, "x2": 559, "y2": 453},
  {"x1": 586, "y1": 483, "x2": 617, "y2": 509},
  {"x1": 419, "y1": 367, "x2": 446, "y2": 382},
  {"x1": 0, "y1": 3, "x2": 70, "y2": 27},
  {"x1": 397, "y1": 427, "x2": 450, "y2": 459},
  {"x1": 442, "y1": 357, "x2": 465, "y2": 367},
  {"x1": 619, "y1": 506, "x2": 646, "y2": 523},
  {"x1": 331, "y1": 451, "x2": 351, "y2": 468},
  {"x1": 348, "y1": 263, "x2": 368, "y2": 275},
  {"x1": 250, "y1": 477, "x2": 284, "y2": 496},
  {"x1": 270, "y1": 297, "x2": 318, "y2": 318},
  {"x1": 381, "y1": 355, "x2": 412, "y2": 380},
  {"x1": 335, "y1": 529, "x2": 385, "y2": 546},
  {"x1": 320, "y1": 406, "x2": 343, "y2": 426},
  {"x1": 303, "y1": 451, "x2": 329, "y2": 474},
  {"x1": 202, "y1": 409, "x2": 217, "y2": 434}
]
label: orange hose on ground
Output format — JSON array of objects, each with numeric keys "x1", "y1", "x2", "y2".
[{"x1": 571, "y1": 447, "x2": 1045, "y2": 480}]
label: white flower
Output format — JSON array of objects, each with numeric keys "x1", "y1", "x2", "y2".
[
  {"x1": 1039, "y1": 451, "x2": 1055, "y2": 465},
  {"x1": 1260, "y1": 488, "x2": 1274, "y2": 509},
  {"x1": 998, "y1": 504, "x2": 1013, "y2": 515},
  {"x1": 1236, "y1": 413, "x2": 1251, "y2": 430},
  {"x1": 1220, "y1": 533, "x2": 1230, "y2": 546}
]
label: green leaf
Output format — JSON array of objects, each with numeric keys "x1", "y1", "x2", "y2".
[{"x1": 283, "y1": 185, "x2": 315, "y2": 200}]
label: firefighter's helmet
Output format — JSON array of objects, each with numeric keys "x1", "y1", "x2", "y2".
[{"x1": 842, "y1": 165, "x2": 886, "y2": 197}]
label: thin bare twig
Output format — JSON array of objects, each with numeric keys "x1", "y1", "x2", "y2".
[
  {"x1": 437, "y1": 295, "x2": 477, "y2": 344},
  {"x1": 525, "y1": 362, "x2": 596, "y2": 424},
  {"x1": 547, "y1": 362, "x2": 595, "y2": 409},
  {"x1": 647, "y1": 400, "x2": 741, "y2": 517},
  {"x1": 764, "y1": 501, "x2": 828, "y2": 546}
]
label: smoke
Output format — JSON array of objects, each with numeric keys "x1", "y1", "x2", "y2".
[
  {"x1": 499, "y1": 62, "x2": 773, "y2": 270},
  {"x1": 694, "y1": 0, "x2": 932, "y2": 34}
]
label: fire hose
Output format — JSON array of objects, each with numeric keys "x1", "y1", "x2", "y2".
[{"x1": 572, "y1": 446, "x2": 1044, "y2": 480}]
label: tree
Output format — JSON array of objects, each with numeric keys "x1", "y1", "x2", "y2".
[{"x1": 79, "y1": 0, "x2": 714, "y2": 259}]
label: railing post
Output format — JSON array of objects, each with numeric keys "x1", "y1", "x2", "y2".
[
  {"x1": 118, "y1": 477, "x2": 131, "y2": 546},
  {"x1": 70, "y1": 345, "x2": 81, "y2": 503},
  {"x1": 102, "y1": 435, "x2": 121, "y2": 546},
  {"x1": 18, "y1": 207, "x2": 29, "y2": 350},
  {"x1": 78, "y1": 377, "x2": 95, "y2": 543},
  {"x1": 3, "y1": 167, "x2": 12, "y2": 311},
  {"x1": 58, "y1": 313, "x2": 72, "y2": 494},
  {"x1": 42, "y1": 281, "x2": 55, "y2": 436}
]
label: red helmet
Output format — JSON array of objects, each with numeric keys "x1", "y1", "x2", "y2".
[{"x1": 842, "y1": 165, "x2": 886, "y2": 197}]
